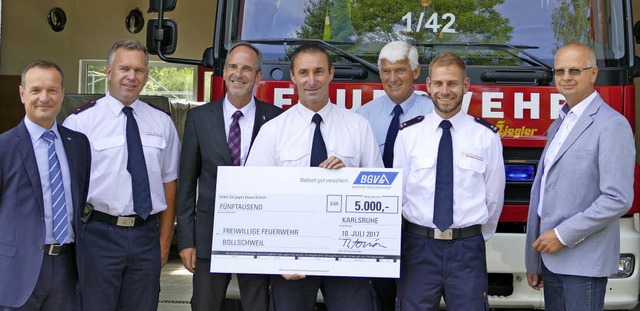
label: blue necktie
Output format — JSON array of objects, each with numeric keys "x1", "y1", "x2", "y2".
[
  {"x1": 433, "y1": 120, "x2": 453, "y2": 231},
  {"x1": 42, "y1": 131, "x2": 69, "y2": 244},
  {"x1": 383, "y1": 105, "x2": 403, "y2": 168},
  {"x1": 123, "y1": 107, "x2": 152, "y2": 219},
  {"x1": 310, "y1": 113, "x2": 327, "y2": 167}
]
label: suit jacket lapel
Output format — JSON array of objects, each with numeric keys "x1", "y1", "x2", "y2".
[
  {"x1": 58, "y1": 126, "x2": 80, "y2": 222},
  {"x1": 209, "y1": 100, "x2": 233, "y2": 164},
  {"x1": 550, "y1": 95, "x2": 601, "y2": 168},
  {"x1": 17, "y1": 122, "x2": 44, "y2": 211},
  {"x1": 251, "y1": 98, "x2": 269, "y2": 146}
]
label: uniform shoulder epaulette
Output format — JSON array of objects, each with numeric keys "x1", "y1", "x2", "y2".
[
  {"x1": 72, "y1": 99, "x2": 97, "y2": 114},
  {"x1": 474, "y1": 116, "x2": 499, "y2": 133},
  {"x1": 148, "y1": 103, "x2": 171, "y2": 116},
  {"x1": 400, "y1": 115, "x2": 424, "y2": 130}
]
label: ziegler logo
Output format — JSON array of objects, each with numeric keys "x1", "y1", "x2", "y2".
[
  {"x1": 354, "y1": 172, "x2": 398, "y2": 185},
  {"x1": 496, "y1": 120, "x2": 539, "y2": 138}
]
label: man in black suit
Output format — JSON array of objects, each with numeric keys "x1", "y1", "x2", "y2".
[
  {"x1": 176, "y1": 42, "x2": 282, "y2": 311},
  {"x1": 0, "y1": 61, "x2": 90, "y2": 310}
]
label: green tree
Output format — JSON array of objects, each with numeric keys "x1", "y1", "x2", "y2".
[
  {"x1": 297, "y1": 0, "x2": 355, "y2": 42},
  {"x1": 551, "y1": 0, "x2": 590, "y2": 52},
  {"x1": 296, "y1": 0, "x2": 515, "y2": 65},
  {"x1": 349, "y1": 0, "x2": 512, "y2": 44}
]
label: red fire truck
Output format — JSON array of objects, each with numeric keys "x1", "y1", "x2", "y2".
[{"x1": 149, "y1": 0, "x2": 640, "y2": 308}]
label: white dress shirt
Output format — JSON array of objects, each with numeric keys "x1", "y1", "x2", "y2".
[
  {"x1": 223, "y1": 96, "x2": 256, "y2": 166},
  {"x1": 24, "y1": 118, "x2": 75, "y2": 244},
  {"x1": 246, "y1": 102, "x2": 383, "y2": 168},
  {"x1": 538, "y1": 91, "x2": 596, "y2": 244},
  {"x1": 63, "y1": 93, "x2": 180, "y2": 216},
  {"x1": 394, "y1": 110, "x2": 506, "y2": 240}
]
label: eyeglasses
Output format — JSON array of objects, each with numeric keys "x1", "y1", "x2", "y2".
[{"x1": 552, "y1": 67, "x2": 593, "y2": 76}]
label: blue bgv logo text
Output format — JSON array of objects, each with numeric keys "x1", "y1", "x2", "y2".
[{"x1": 354, "y1": 172, "x2": 398, "y2": 185}]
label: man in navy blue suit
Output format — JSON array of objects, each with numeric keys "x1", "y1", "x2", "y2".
[{"x1": 0, "y1": 61, "x2": 91, "y2": 310}]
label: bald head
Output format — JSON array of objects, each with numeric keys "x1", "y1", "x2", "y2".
[{"x1": 553, "y1": 43, "x2": 598, "y2": 106}]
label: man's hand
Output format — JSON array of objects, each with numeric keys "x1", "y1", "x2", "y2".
[
  {"x1": 282, "y1": 274, "x2": 306, "y2": 280},
  {"x1": 179, "y1": 247, "x2": 197, "y2": 273},
  {"x1": 160, "y1": 238, "x2": 171, "y2": 267},
  {"x1": 526, "y1": 272, "x2": 543, "y2": 290},
  {"x1": 319, "y1": 156, "x2": 344, "y2": 169},
  {"x1": 533, "y1": 229, "x2": 564, "y2": 254}
]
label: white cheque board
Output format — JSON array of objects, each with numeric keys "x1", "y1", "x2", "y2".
[{"x1": 211, "y1": 166, "x2": 402, "y2": 278}]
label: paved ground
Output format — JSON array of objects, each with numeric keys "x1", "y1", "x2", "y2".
[
  {"x1": 158, "y1": 250, "x2": 640, "y2": 311},
  {"x1": 158, "y1": 252, "x2": 191, "y2": 311}
]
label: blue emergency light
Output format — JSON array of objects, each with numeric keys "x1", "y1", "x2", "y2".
[{"x1": 505, "y1": 164, "x2": 535, "y2": 182}]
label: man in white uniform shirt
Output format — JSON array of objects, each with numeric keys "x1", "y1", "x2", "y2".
[
  {"x1": 63, "y1": 39, "x2": 180, "y2": 311},
  {"x1": 393, "y1": 52, "x2": 505, "y2": 310},
  {"x1": 246, "y1": 43, "x2": 383, "y2": 311},
  {"x1": 525, "y1": 43, "x2": 634, "y2": 311}
]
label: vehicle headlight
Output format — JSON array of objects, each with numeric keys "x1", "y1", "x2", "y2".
[{"x1": 610, "y1": 254, "x2": 634, "y2": 278}]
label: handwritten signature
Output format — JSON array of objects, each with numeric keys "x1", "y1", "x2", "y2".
[{"x1": 339, "y1": 238, "x2": 387, "y2": 249}]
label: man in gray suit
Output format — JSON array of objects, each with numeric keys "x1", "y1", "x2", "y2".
[
  {"x1": 525, "y1": 43, "x2": 635, "y2": 310},
  {"x1": 176, "y1": 42, "x2": 282, "y2": 311}
]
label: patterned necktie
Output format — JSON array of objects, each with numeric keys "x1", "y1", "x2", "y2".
[
  {"x1": 310, "y1": 113, "x2": 328, "y2": 167},
  {"x1": 382, "y1": 105, "x2": 403, "y2": 168},
  {"x1": 433, "y1": 120, "x2": 454, "y2": 231},
  {"x1": 42, "y1": 131, "x2": 69, "y2": 244},
  {"x1": 122, "y1": 107, "x2": 152, "y2": 219},
  {"x1": 228, "y1": 110, "x2": 243, "y2": 166}
]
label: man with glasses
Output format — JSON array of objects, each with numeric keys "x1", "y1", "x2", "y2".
[{"x1": 525, "y1": 43, "x2": 635, "y2": 310}]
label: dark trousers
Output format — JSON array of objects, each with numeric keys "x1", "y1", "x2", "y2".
[
  {"x1": 77, "y1": 219, "x2": 160, "y2": 311},
  {"x1": 270, "y1": 275, "x2": 374, "y2": 311},
  {"x1": 0, "y1": 250, "x2": 76, "y2": 311},
  {"x1": 191, "y1": 257, "x2": 269, "y2": 311},
  {"x1": 371, "y1": 278, "x2": 396, "y2": 311},
  {"x1": 396, "y1": 232, "x2": 489, "y2": 311},
  {"x1": 542, "y1": 262, "x2": 607, "y2": 311}
]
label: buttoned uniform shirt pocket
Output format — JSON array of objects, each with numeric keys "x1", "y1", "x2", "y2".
[
  {"x1": 92, "y1": 136, "x2": 126, "y2": 173},
  {"x1": 455, "y1": 154, "x2": 488, "y2": 218},
  {"x1": 140, "y1": 134, "x2": 167, "y2": 174},
  {"x1": 91, "y1": 136, "x2": 133, "y2": 209},
  {"x1": 405, "y1": 156, "x2": 436, "y2": 223},
  {"x1": 278, "y1": 147, "x2": 308, "y2": 167},
  {"x1": 330, "y1": 144, "x2": 358, "y2": 167}
]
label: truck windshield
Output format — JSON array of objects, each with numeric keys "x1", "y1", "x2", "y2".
[{"x1": 239, "y1": 0, "x2": 627, "y2": 67}]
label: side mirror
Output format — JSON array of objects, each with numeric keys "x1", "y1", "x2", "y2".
[
  {"x1": 148, "y1": 0, "x2": 177, "y2": 12},
  {"x1": 146, "y1": 19, "x2": 178, "y2": 55},
  {"x1": 634, "y1": 56, "x2": 640, "y2": 78},
  {"x1": 202, "y1": 47, "x2": 214, "y2": 68}
]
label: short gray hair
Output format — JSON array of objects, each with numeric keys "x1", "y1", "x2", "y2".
[
  {"x1": 226, "y1": 42, "x2": 263, "y2": 72},
  {"x1": 378, "y1": 41, "x2": 419, "y2": 70}
]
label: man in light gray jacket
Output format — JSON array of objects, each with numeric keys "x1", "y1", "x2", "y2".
[{"x1": 525, "y1": 43, "x2": 635, "y2": 311}]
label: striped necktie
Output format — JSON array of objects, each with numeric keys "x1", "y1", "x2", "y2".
[
  {"x1": 42, "y1": 130, "x2": 69, "y2": 244},
  {"x1": 228, "y1": 110, "x2": 243, "y2": 166}
]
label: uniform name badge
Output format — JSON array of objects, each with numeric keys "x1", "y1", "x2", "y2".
[{"x1": 211, "y1": 166, "x2": 403, "y2": 278}]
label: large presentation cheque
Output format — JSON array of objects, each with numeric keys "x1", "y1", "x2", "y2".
[{"x1": 211, "y1": 166, "x2": 402, "y2": 278}]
